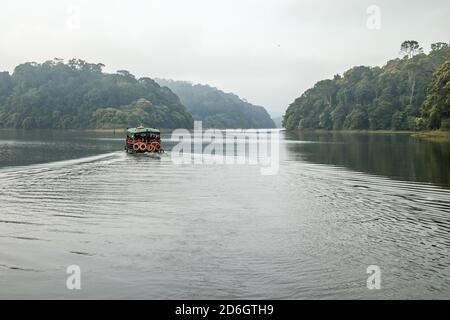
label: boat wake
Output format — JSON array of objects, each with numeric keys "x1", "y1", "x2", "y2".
[{"x1": 0, "y1": 152, "x2": 124, "y2": 176}]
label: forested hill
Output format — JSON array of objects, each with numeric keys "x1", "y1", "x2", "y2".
[
  {"x1": 283, "y1": 41, "x2": 450, "y2": 131},
  {"x1": 272, "y1": 117, "x2": 283, "y2": 128},
  {"x1": 0, "y1": 59, "x2": 193, "y2": 129},
  {"x1": 156, "y1": 79, "x2": 276, "y2": 129}
]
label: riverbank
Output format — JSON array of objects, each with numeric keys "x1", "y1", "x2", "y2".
[
  {"x1": 284, "y1": 128, "x2": 450, "y2": 141},
  {"x1": 84, "y1": 128, "x2": 126, "y2": 133},
  {"x1": 86, "y1": 128, "x2": 177, "y2": 134},
  {"x1": 285, "y1": 128, "x2": 412, "y2": 134},
  {"x1": 411, "y1": 130, "x2": 450, "y2": 141},
  {"x1": 0, "y1": 128, "x2": 173, "y2": 134}
]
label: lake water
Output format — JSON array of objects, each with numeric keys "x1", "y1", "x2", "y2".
[{"x1": 0, "y1": 129, "x2": 449, "y2": 299}]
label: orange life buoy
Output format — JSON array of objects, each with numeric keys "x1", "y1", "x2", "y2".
[
  {"x1": 147, "y1": 143, "x2": 156, "y2": 152},
  {"x1": 139, "y1": 142, "x2": 147, "y2": 151},
  {"x1": 153, "y1": 142, "x2": 161, "y2": 152},
  {"x1": 133, "y1": 143, "x2": 140, "y2": 151}
]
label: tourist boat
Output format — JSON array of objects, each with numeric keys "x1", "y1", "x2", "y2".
[{"x1": 125, "y1": 125, "x2": 164, "y2": 154}]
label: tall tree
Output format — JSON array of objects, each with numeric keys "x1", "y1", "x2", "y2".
[
  {"x1": 431, "y1": 42, "x2": 449, "y2": 52},
  {"x1": 400, "y1": 40, "x2": 423, "y2": 59}
]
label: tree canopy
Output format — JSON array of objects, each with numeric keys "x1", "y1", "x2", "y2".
[
  {"x1": 0, "y1": 59, "x2": 193, "y2": 129},
  {"x1": 156, "y1": 79, "x2": 275, "y2": 129},
  {"x1": 283, "y1": 41, "x2": 450, "y2": 131},
  {"x1": 421, "y1": 59, "x2": 450, "y2": 130}
]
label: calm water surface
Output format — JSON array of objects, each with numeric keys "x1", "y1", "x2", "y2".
[{"x1": 0, "y1": 130, "x2": 449, "y2": 299}]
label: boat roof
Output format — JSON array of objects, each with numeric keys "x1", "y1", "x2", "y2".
[{"x1": 127, "y1": 126, "x2": 160, "y2": 134}]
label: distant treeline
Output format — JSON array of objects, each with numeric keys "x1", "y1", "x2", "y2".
[
  {"x1": 283, "y1": 41, "x2": 450, "y2": 131},
  {"x1": 0, "y1": 59, "x2": 193, "y2": 129},
  {"x1": 0, "y1": 60, "x2": 276, "y2": 130},
  {"x1": 156, "y1": 79, "x2": 275, "y2": 129}
]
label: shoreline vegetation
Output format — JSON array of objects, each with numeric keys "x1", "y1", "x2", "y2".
[
  {"x1": 1, "y1": 42, "x2": 447, "y2": 134},
  {"x1": 0, "y1": 59, "x2": 194, "y2": 130},
  {"x1": 0, "y1": 60, "x2": 271, "y2": 131},
  {"x1": 287, "y1": 129, "x2": 450, "y2": 142},
  {"x1": 0, "y1": 59, "x2": 274, "y2": 131},
  {"x1": 283, "y1": 41, "x2": 450, "y2": 133},
  {"x1": 410, "y1": 130, "x2": 450, "y2": 141},
  {"x1": 281, "y1": 128, "x2": 450, "y2": 142},
  {"x1": 285, "y1": 128, "x2": 450, "y2": 141}
]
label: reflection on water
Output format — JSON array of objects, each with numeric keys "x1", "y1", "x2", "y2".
[
  {"x1": 0, "y1": 130, "x2": 123, "y2": 168},
  {"x1": 0, "y1": 130, "x2": 449, "y2": 299},
  {"x1": 285, "y1": 131, "x2": 450, "y2": 188}
]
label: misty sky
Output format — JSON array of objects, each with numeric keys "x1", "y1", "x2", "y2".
[{"x1": 1, "y1": 0, "x2": 449, "y2": 117}]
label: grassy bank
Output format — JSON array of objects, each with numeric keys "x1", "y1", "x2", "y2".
[
  {"x1": 83, "y1": 128, "x2": 176, "y2": 134},
  {"x1": 83, "y1": 128, "x2": 126, "y2": 133},
  {"x1": 0, "y1": 128, "x2": 173, "y2": 134},
  {"x1": 284, "y1": 128, "x2": 450, "y2": 141},
  {"x1": 411, "y1": 131, "x2": 450, "y2": 141},
  {"x1": 284, "y1": 128, "x2": 414, "y2": 135}
]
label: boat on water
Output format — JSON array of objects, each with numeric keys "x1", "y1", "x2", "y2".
[{"x1": 124, "y1": 125, "x2": 164, "y2": 154}]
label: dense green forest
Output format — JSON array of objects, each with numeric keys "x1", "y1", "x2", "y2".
[
  {"x1": 156, "y1": 79, "x2": 275, "y2": 129},
  {"x1": 283, "y1": 41, "x2": 450, "y2": 131},
  {"x1": 0, "y1": 59, "x2": 193, "y2": 129}
]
